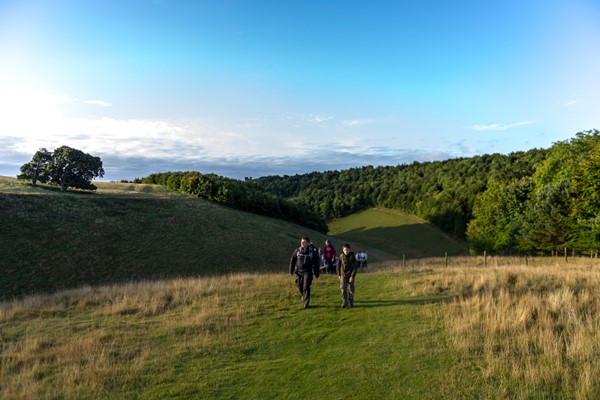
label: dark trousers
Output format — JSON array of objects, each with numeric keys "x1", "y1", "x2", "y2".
[
  {"x1": 295, "y1": 272, "x2": 313, "y2": 307},
  {"x1": 324, "y1": 260, "x2": 335, "y2": 274}
]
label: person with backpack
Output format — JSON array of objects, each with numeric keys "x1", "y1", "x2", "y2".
[
  {"x1": 289, "y1": 236, "x2": 320, "y2": 308},
  {"x1": 322, "y1": 239, "x2": 337, "y2": 274},
  {"x1": 337, "y1": 243, "x2": 358, "y2": 308}
]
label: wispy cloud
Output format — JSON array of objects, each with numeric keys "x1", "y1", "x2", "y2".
[
  {"x1": 563, "y1": 100, "x2": 577, "y2": 107},
  {"x1": 309, "y1": 114, "x2": 334, "y2": 124},
  {"x1": 84, "y1": 100, "x2": 112, "y2": 107},
  {"x1": 342, "y1": 119, "x2": 373, "y2": 127},
  {"x1": 471, "y1": 121, "x2": 535, "y2": 131}
]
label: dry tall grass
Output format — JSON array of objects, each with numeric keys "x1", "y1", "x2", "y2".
[
  {"x1": 388, "y1": 256, "x2": 600, "y2": 399},
  {"x1": 0, "y1": 274, "x2": 290, "y2": 399},
  {"x1": 4, "y1": 257, "x2": 600, "y2": 398}
]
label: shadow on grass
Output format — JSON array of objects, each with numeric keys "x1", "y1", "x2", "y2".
[
  {"x1": 353, "y1": 296, "x2": 457, "y2": 308},
  {"x1": 305, "y1": 296, "x2": 458, "y2": 309}
]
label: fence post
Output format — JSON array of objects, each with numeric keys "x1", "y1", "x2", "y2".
[
  {"x1": 445, "y1": 252, "x2": 448, "y2": 267},
  {"x1": 564, "y1": 247, "x2": 568, "y2": 263},
  {"x1": 484, "y1": 250, "x2": 487, "y2": 267},
  {"x1": 402, "y1": 254, "x2": 405, "y2": 268}
]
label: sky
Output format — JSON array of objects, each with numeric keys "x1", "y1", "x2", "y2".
[{"x1": 1, "y1": 0, "x2": 600, "y2": 181}]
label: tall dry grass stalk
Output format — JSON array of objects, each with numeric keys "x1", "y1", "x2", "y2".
[
  {"x1": 391, "y1": 257, "x2": 600, "y2": 399},
  {"x1": 0, "y1": 273, "x2": 290, "y2": 399}
]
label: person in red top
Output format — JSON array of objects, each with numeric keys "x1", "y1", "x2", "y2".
[{"x1": 322, "y1": 239, "x2": 337, "y2": 274}]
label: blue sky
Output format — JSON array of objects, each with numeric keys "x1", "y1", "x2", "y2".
[{"x1": 1, "y1": 0, "x2": 599, "y2": 180}]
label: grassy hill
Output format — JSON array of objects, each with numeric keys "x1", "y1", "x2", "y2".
[
  {"x1": 328, "y1": 208, "x2": 469, "y2": 259},
  {"x1": 0, "y1": 177, "x2": 397, "y2": 300},
  {"x1": 3, "y1": 177, "x2": 598, "y2": 398}
]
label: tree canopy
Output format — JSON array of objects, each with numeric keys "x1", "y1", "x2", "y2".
[{"x1": 18, "y1": 146, "x2": 104, "y2": 192}]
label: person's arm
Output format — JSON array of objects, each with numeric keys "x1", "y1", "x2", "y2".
[
  {"x1": 349, "y1": 255, "x2": 358, "y2": 281},
  {"x1": 289, "y1": 250, "x2": 297, "y2": 275}
]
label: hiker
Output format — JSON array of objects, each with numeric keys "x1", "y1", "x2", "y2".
[
  {"x1": 289, "y1": 236, "x2": 320, "y2": 308},
  {"x1": 356, "y1": 250, "x2": 368, "y2": 270},
  {"x1": 322, "y1": 239, "x2": 337, "y2": 274},
  {"x1": 337, "y1": 243, "x2": 358, "y2": 308}
]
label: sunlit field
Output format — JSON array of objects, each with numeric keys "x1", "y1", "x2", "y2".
[
  {"x1": 3, "y1": 256, "x2": 599, "y2": 398},
  {"x1": 386, "y1": 256, "x2": 600, "y2": 399}
]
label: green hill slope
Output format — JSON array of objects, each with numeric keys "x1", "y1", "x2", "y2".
[
  {"x1": 328, "y1": 208, "x2": 469, "y2": 258},
  {"x1": 1, "y1": 177, "x2": 395, "y2": 300},
  {"x1": 1, "y1": 177, "x2": 462, "y2": 300}
]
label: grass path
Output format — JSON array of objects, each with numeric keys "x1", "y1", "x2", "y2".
[
  {"x1": 1, "y1": 269, "x2": 486, "y2": 399},
  {"x1": 174, "y1": 274, "x2": 461, "y2": 399}
]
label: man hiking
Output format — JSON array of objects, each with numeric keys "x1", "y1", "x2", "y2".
[
  {"x1": 337, "y1": 243, "x2": 358, "y2": 308},
  {"x1": 289, "y1": 236, "x2": 320, "y2": 308}
]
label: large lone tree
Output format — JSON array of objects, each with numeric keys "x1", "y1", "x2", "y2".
[{"x1": 18, "y1": 146, "x2": 104, "y2": 191}]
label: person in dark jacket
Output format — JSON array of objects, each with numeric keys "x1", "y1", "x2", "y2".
[
  {"x1": 337, "y1": 243, "x2": 358, "y2": 308},
  {"x1": 289, "y1": 236, "x2": 320, "y2": 308}
]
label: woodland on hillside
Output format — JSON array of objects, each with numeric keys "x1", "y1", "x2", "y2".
[
  {"x1": 143, "y1": 130, "x2": 600, "y2": 255},
  {"x1": 140, "y1": 171, "x2": 328, "y2": 232}
]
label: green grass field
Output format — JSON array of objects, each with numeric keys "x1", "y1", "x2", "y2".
[
  {"x1": 2, "y1": 177, "x2": 597, "y2": 399},
  {"x1": 1, "y1": 269, "x2": 487, "y2": 399},
  {"x1": 2, "y1": 177, "x2": 450, "y2": 300},
  {"x1": 6, "y1": 259, "x2": 595, "y2": 399},
  {"x1": 328, "y1": 208, "x2": 469, "y2": 258},
  {"x1": 1, "y1": 177, "x2": 396, "y2": 300}
]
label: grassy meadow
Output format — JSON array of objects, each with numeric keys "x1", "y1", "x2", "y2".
[
  {"x1": 3, "y1": 257, "x2": 600, "y2": 398},
  {"x1": 4, "y1": 176, "x2": 600, "y2": 398},
  {"x1": 1, "y1": 266, "x2": 469, "y2": 399},
  {"x1": 328, "y1": 208, "x2": 469, "y2": 258},
  {"x1": 0, "y1": 177, "x2": 394, "y2": 300}
]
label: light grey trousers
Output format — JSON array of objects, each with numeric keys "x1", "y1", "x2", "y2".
[{"x1": 340, "y1": 277, "x2": 355, "y2": 307}]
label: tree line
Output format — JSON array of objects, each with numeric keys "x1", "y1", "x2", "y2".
[
  {"x1": 22, "y1": 130, "x2": 600, "y2": 255},
  {"x1": 467, "y1": 129, "x2": 600, "y2": 254},
  {"x1": 251, "y1": 148, "x2": 547, "y2": 240},
  {"x1": 139, "y1": 171, "x2": 328, "y2": 232},
  {"x1": 252, "y1": 129, "x2": 600, "y2": 255}
]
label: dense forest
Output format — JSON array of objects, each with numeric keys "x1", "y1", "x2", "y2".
[
  {"x1": 142, "y1": 130, "x2": 600, "y2": 255},
  {"x1": 250, "y1": 149, "x2": 547, "y2": 239}
]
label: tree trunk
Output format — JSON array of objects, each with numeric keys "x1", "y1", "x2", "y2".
[{"x1": 60, "y1": 172, "x2": 67, "y2": 192}]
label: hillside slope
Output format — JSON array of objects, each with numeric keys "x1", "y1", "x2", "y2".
[
  {"x1": 0, "y1": 177, "x2": 395, "y2": 300},
  {"x1": 328, "y1": 208, "x2": 469, "y2": 258}
]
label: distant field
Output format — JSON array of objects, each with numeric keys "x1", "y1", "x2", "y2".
[{"x1": 328, "y1": 208, "x2": 469, "y2": 258}]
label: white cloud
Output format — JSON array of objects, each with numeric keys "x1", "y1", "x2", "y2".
[
  {"x1": 471, "y1": 121, "x2": 535, "y2": 131},
  {"x1": 309, "y1": 115, "x2": 334, "y2": 124},
  {"x1": 342, "y1": 119, "x2": 373, "y2": 127},
  {"x1": 563, "y1": 100, "x2": 577, "y2": 107},
  {"x1": 84, "y1": 100, "x2": 112, "y2": 107}
]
